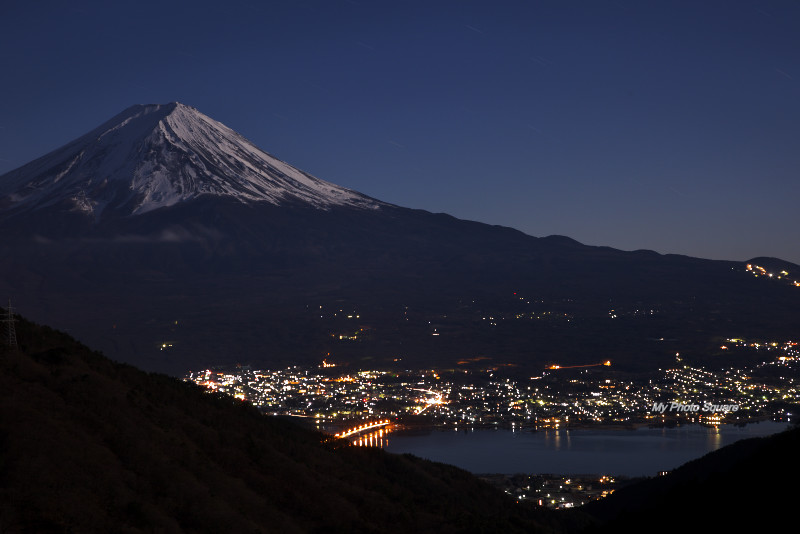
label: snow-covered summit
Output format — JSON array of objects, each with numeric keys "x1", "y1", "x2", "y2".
[{"x1": 0, "y1": 102, "x2": 384, "y2": 218}]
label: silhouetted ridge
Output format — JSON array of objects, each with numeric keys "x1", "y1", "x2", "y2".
[
  {"x1": 578, "y1": 423, "x2": 800, "y2": 532},
  {"x1": 0, "y1": 312, "x2": 563, "y2": 533}
]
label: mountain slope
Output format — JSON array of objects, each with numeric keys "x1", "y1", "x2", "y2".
[
  {"x1": 0, "y1": 103, "x2": 797, "y2": 376},
  {"x1": 3, "y1": 311, "x2": 796, "y2": 533},
  {"x1": 0, "y1": 312, "x2": 565, "y2": 533},
  {"x1": 578, "y1": 423, "x2": 800, "y2": 532},
  {"x1": 0, "y1": 102, "x2": 381, "y2": 222}
]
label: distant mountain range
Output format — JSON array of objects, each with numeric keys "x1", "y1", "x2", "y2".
[{"x1": 0, "y1": 103, "x2": 797, "y2": 375}]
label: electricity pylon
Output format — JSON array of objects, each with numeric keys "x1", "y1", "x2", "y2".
[{"x1": 4, "y1": 298, "x2": 18, "y2": 349}]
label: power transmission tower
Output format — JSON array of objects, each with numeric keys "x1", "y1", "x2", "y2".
[{"x1": 4, "y1": 298, "x2": 18, "y2": 349}]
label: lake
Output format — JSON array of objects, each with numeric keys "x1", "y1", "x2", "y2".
[{"x1": 383, "y1": 422, "x2": 791, "y2": 476}]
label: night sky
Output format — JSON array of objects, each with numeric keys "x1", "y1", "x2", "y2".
[{"x1": 2, "y1": 0, "x2": 798, "y2": 264}]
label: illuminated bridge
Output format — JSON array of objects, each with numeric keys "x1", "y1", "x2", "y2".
[
  {"x1": 548, "y1": 360, "x2": 611, "y2": 370},
  {"x1": 334, "y1": 419, "x2": 391, "y2": 439}
]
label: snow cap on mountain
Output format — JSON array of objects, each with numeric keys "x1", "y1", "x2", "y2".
[{"x1": 0, "y1": 102, "x2": 382, "y2": 219}]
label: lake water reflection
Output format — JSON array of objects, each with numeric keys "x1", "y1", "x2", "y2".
[{"x1": 383, "y1": 422, "x2": 790, "y2": 476}]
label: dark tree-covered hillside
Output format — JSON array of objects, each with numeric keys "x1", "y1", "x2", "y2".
[{"x1": 0, "y1": 312, "x2": 570, "y2": 533}]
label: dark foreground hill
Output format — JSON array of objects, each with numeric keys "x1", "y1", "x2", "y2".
[
  {"x1": 577, "y1": 421, "x2": 800, "y2": 532},
  {"x1": 3, "y1": 310, "x2": 798, "y2": 533},
  {"x1": 0, "y1": 312, "x2": 573, "y2": 533}
]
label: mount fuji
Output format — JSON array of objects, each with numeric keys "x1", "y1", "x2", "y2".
[
  {"x1": 0, "y1": 102, "x2": 381, "y2": 223},
  {"x1": 0, "y1": 103, "x2": 796, "y2": 375}
]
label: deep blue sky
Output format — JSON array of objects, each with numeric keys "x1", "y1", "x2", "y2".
[{"x1": 2, "y1": 0, "x2": 798, "y2": 263}]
